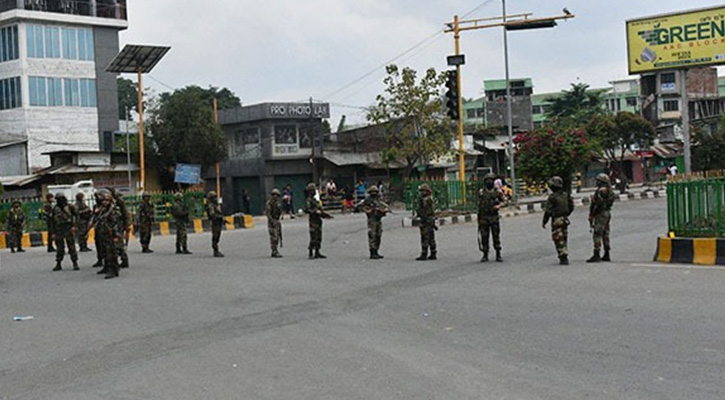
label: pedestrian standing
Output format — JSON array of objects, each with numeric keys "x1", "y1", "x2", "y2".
[
  {"x1": 587, "y1": 173, "x2": 616, "y2": 263},
  {"x1": 241, "y1": 189, "x2": 251, "y2": 214},
  {"x1": 542, "y1": 176, "x2": 574, "y2": 265},
  {"x1": 361, "y1": 185, "x2": 389, "y2": 259},
  {"x1": 266, "y1": 188, "x2": 283, "y2": 258},
  {"x1": 478, "y1": 173, "x2": 507, "y2": 262},
  {"x1": 41, "y1": 193, "x2": 56, "y2": 252},
  {"x1": 50, "y1": 193, "x2": 79, "y2": 271},
  {"x1": 75, "y1": 193, "x2": 92, "y2": 252},
  {"x1": 7, "y1": 200, "x2": 25, "y2": 253},
  {"x1": 171, "y1": 192, "x2": 192, "y2": 254},
  {"x1": 282, "y1": 184, "x2": 295, "y2": 219},
  {"x1": 415, "y1": 183, "x2": 437, "y2": 261},
  {"x1": 205, "y1": 191, "x2": 224, "y2": 257},
  {"x1": 304, "y1": 183, "x2": 330, "y2": 259},
  {"x1": 136, "y1": 191, "x2": 155, "y2": 253}
]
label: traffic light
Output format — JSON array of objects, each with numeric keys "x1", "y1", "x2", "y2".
[{"x1": 445, "y1": 70, "x2": 459, "y2": 120}]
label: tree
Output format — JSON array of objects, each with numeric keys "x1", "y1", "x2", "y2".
[
  {"x1": 545, "y1": 82, "x2": 607, "y2": 128},
  {"x1": 586, "y1": 112, "x2": 656, "y2": 192},
  {"x1": 366, "y1": 65, "x2": 453, "y2": 178},
  {"x1": 692, "y1": 122, "x2": 725, "y2": 172},
  {"x1": 145, "y1": 86, "x2": 234, "y2": 189},
  {"x1": 117, "y1": 77, "x2": 138, "y2": 120},
  {"x1": 514, "y1": 126, "x2": 594, "y2": 191}
]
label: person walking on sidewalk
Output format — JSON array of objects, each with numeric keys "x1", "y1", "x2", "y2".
[{"x1": 587, "y1": 173, "x2": 616, "y2": 263}]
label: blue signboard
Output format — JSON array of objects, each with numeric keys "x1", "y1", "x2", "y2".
[{"x1": 174, "y1": 163, "x2": 202, "y2": 184}]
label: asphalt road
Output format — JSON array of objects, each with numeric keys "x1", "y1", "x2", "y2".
[{"x1": 1, "y1": 198, "x2": 724, "y2": 400}]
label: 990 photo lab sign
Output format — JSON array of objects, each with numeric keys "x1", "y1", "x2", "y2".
[{"x1": 267, "y1": 103, "x2": 330, "y2": 119}]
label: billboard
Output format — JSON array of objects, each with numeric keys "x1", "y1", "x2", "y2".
[
  {"x1": 174, "y1": 163, "x2": 202, "y2": 184},
  {"x1": 626, "y1": 6, "x2": 725, "y2": 74}
]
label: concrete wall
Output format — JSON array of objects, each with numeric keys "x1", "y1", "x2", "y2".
[
  {"x1": 0, "y1": 142, "x2": 28, "y2": 175},
  {"x1": 93, "y1": 26, "x2": 119, "y2": 146}
]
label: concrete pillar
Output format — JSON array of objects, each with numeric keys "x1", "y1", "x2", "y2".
[{"x1": 90, "y1": 0, "x2": 96, "y2": 16}]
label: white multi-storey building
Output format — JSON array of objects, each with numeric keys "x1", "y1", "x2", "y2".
[{"x1": 0, "y1": 0, "x2": 127, "y2": 172}]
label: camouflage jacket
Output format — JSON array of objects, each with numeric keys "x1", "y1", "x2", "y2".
[
  {"x1": 136, "y1": 201, "x2": 155, "y2": 225},
  {"x1": 416, "y1": 195, "x2": 436, "y2": 224},
  {"x1": 304, "y1": 197, "x2": 323, "y2": 224},
  {"x1": 76, "y1": 200, "x2": 92, "y2": 222},
  {"x1": 543, "y1": 191, "x2": 574, "y2": 224},
  {"x1": 361, "y1": 197, "x2": 389, "y2": 222},
  {"x1": 590, "y1": 185, "x2": 615, "y2": 216},
  {"x1": 478, "y1": 188, "x2": 507, "y2": 218},
  {"x1": 171, "y1": 199, "x2": 190, "y2": 222},
  {"x1": 50, "y1": 204, "x2": 77, "y2": 231},
  {"x1": 8, "y1": 207, "x2": 25, "y2": 229},
  {"x1": 266, "y1": 198, "x2": 282, "y2": 221},
  {"x1": 206, "y1": 201, "x2": 223, "y2": 224},
  {"x1": 96, "y1": 204, "x2": 124, "y2": 242}
]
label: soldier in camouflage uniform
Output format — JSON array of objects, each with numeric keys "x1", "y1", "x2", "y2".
[
  {"x1": 50, "y1": 193, "x2": 79, "y2": 271},
  {"x1": 75, "y1": 193, "x2": 92, "y2": 252},
  {"x1": 109, "y1": 188, "x2": 130, "y2": 268},
  {"x1": 41, "y1": 193, "x2": 56, "y2": 252},
  {"x1": 91, "y1": 191, "x2": 107, "y2": 268},
  {"x1": 136, "y1": 191, "x2": 155, "y2": 253},
  {"x1": 266, "y1": 188, "x2": 283, "y2": 258},
  {"x1": 8, "y1": 200, "x2": 26, "y2": 253},
  {"x1": 587, "y1": 173, "x2": 616, "y2": 263},
  {"x1": 361, "y1": 185, "x2": 390, "y2": 259},
  {"x1": 304, "y1": 183, "x2": 330, "y2": 259},
  {"x1": 95, "y1": 190, "x2": 124, "y2": 279},
  {"x1": 205, "y1": 191, "x2": 224, "y2": 257},
  {"x1": 171, "y1": 192, "x2": 192, "y2": 254},
  {"x1": 415, "y1": 183, "x2": 437, "y2": 261},
  {"x1": 542, "y1": 176, "x2": 574, "y2": 265},
  {"x1": 478, "y1": 173, "x2": 507, "y2": 262}
]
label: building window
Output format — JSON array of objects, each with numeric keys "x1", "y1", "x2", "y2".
[
  {"x1": 0, "y1": 25, "x2": 19, "y2": 63},
  {"x1": 663, "y1": 99, "x2": 679, "y2": 112},
  {"x1": 30, "y1": 76, "x2": 95, "y2": 107},
  {"x1": 532, "y1": 105, "x2": 542, "y2": 115},
  {"x1": 274, "y1": 125, "x2": 297, "y2": 145},
  {"x1": 0, "y1": 76, "x2": 21, "y2": 110},
  {"x1": 606, "y1": 98, "x2": 621, "y2": 112},
  {"x1": 661, "y1": 73, "x2": 676, "y2": 84},
  {"x1": 626, "y1": 97, "x2": 637, "y2": 107},
  {"x1": 28, "y1": 24, "x2": 93, "y2": 61}
]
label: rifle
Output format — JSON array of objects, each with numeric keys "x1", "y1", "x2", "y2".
[{"x1": 278, "y1": 223, "x2": 283, "y2": 248}]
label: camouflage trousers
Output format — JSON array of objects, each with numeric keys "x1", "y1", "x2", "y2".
[
  {"x1": 54, "y1": 228, "x2": 78, "y2": 263},
  {"x1": 268, "y1": 219, "x2": 281, "y2": 251},
  {"x1": 8, "y1": 227, "x2": 23, "y2": 249},
  {"x1": 478, "y1": 218, "x2": 501, "y2": 253},
  {"x1": 419, "y1": 223, "x2": 437, "y2": 252},
  {"x1": 139, "y1": 224, "x2": 152, "y2": 247},
  {"x1": 550, "y1": 217, "x2": 569, "y2": 257},
  {"x1": 76, "y1": 220, "x2": 90, "y2": 249},
  {"x1": 175, "y1": 220, "x2": 188, "y2": 249},
  {"x1": 592, "y1": 211, "x2": 611, "y2": 251},
  {"x1": 96, "y1": 231, "x2": 107, "y2": 264},
  {"x1": 211, "y1": 223, "x2": 222, "y2": 251},
  {"x1": 367, "y1": 220, "x2": 382, "y2": 251},
  {"x1": 308, "y1": 221, "x2": 322, "y2": 250},
  {"x1": 104, "y1": 234, "x2": 125, "y2": 276}
]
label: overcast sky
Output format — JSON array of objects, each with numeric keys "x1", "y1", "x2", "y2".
[{"x1": 119, "y1": 0, "x2": 725, "y2": 126}]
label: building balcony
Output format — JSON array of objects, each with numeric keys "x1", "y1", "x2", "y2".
[{"x1": 0, "y1": 0, "x2": 126, "y2": 20}]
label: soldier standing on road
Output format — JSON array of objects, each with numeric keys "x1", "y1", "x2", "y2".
[
  {"x1": 8, "y1": 200, "x2": 26, "y2": 253},
  {"x1": 361, "y1": 185, "x2": 389, "y2": 259},
  {"x1": 75, "y1": 193, "x2": 92, "y2": 252},
  {"x1": 415, "y1": 183, "x2": 437, "y2": 261},
  {"x1": 171, "y1": 192, "x2": 192, "y2": 254},
  {"x1": 95, "y1": 190, "x2": 124, "y2": 279},
  {"x1": 304, "y1": 183, "x2": 330, "y2": 259},
  {"x1": 91, "y1": 192, "x2": 107, "y2": 268},
  {"x1": 109, "y1": 188, "x2": 130, "y2": 268},
  {"x1": 50, "y1": 193, "x2": 79, "y2": 271},
  {"x1": 136, "y1": 191, "x2": 155, "y2": 253},
  {"x1": 205, "y1": 191, "x2": 224, "y2": 257},
  {"x1": 587, "y1": 173, "x2": 616, "y2": 263},
  {"x1": 41, "y1": 193, "x2": 56, "y2": 252},
  {"x1": 478, "y1": 173, "x2": 507, "y2": 262},
  {"x1": 542, "y1": 176, "x2": 574, "y2": 265},
  {"x1": 266, "y1": 188, "x2": 283, "y2": 258}
]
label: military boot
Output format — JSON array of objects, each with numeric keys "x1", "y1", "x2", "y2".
[
  {"x1": 17, "y1": 248, "x2": 25, "y2": 252},
  {"x1": 52, "y1": 262, "x2": 62, "y2": 271},
  {"x1": 586, "y1": 250, "x2": 601, "y2": 263},
  {"x1": 559, "y1": 255, "x2": 569, "y2": 265},
  {"x1": 375, "y1": 250, "x2": 384, "y2": 259},
  {"x1": 271, "y1": 250, "x2": 282, "y2": 258},
  {"x1": 308, "y1": 249, "x2": 315, "y2": 259},
  {"x1": 97, "y1": 267, "x2": 108, "y2": 275},
  {"x1": 370, "y1": 249, "x2": 382, "y2": 260},
  {"x1": 314, "y1": 249, "x2": 327, "y2": 259},
  {"x1": 183, "y1": 247, "x2": 193, "y2": 255},
  {"x1": 601, "y1": 250, "x2": 611, "y2": 262},
  {"x1": 92, "y1": 259, "x2": 103, "y2": 268},
  {"x1": 416, "y1": 249, "x2": 428, "y2": 261},
  {"x1": 176, "y1": 246, "x2": 183, "y2": 254},
  {"x1": 72, "y1": 260, "x2": 79, "y2": 271},
  {"x1": 495, "y1": 250, "x2": 503, "y2": 262},
  {"x1": 213, "y1": 249, "x2": 224, "y2": 258},
  {"x1": 480, "y1": 252, "x2": 488, "y2": 262},
  {"x1": 427, "y1": 251, "x2": 437, "y2": 260},
  {"x1": 10, "y1": 248, "x2": 15, "y2": 253},
  {"x1": 142, "y1": 246, "x2": 154, "y2": 254}
]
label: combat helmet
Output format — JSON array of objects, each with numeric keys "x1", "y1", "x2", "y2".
[
  {"x1": 306, "y1": 183, "x2": 317, "y2": 192},
  {"x1": 55, "y1": 192, "x2": 66, "y2": 199},
  {"x1": 418, "y1": 183, "x2": 431, "y2": 192},
  {"x1": 141, "y1": 191, "x2": 151, "y2": 198},
  {"x1": 367, "y1": 185, "x2": 379, "y2": 194},
  {"x1": 207, "y1": 191, "x2": 217, "y2": 199},
  {"x1": 76, "y1": 192, "x2": 85, "y2": 200},
  {"x1": 595, "y1": 173, "x2": 610, "y2": 185},
  {"x1": 483, "y1": 173, "x2": 496, "y2": 182},
  {"x1": 271, "y1": 188, "x2": 280, "y2": 196},
  {"x1": 96, "y1": 188, "x2": 112, "y2": 201},
  {"x1": 174, "y1": 192, "x2": 183, "y2": 199},
  {"x1": 547, "y1": 176, "x2": 564, "y2": 189}
]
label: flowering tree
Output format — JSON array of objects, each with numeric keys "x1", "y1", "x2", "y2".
[{"x1": 514, "y1": 126, "x2": 594, "y2": 191}]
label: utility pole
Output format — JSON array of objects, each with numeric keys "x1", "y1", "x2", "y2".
[
  {"x1": 137, "y1": 68, "x2": 145, "y2": 192},
  {"x1": 681, "y1": 69, "x2": 691, "y2": 174},
  {"x1": 213, "y1": 97, "x2": 221, "y2": 198},
  {"x1": 452, "y1": 15, "x2": 465, "y2": 182},
  {"x1": 310, "y1": 97, "x2": 317, "y2": 185}
]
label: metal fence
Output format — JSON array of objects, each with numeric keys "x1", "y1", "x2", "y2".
[
  {"x1": 667, "y1": 172, "x2": 725, "y2": 238},
  {"x1": 0, "y1": 191, "x2": 207, "y2": 232},
  {"x1": 403, "y1": 180, "x2": 484, "y2": 212}
]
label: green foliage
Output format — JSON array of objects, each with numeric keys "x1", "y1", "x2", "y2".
[
  {"x1": 366, "y1": 65, "x2": 454, "y2": 177},
  {"x1": 692, "y1": 122, "x2": 725, "y2": 171},
  {"x1": 545, "y1": 83, "x2": 607, "y2": 127},
  {"x1": 117, "y1": 77, "x2": 139, "y2": 120},
  {"x1": 514, "y1": 125, "x2": 594, "y2": 189},
  {"x1": 146, "y1": 86, "x2": 235, "y2": 189}
]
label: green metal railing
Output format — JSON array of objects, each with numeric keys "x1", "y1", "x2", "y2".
[
  {"x1": 667, "y1": 173, "x2": 725, "y2": 238},
  {"x1": 404, "y1": 180, "x2": 483, "y2": 212}
]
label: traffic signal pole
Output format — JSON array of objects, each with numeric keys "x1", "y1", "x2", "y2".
[{"x1": 453, "y1": 15, "x2": 465, "y2": 182}]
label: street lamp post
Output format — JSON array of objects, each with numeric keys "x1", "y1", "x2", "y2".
[{"x1": 502, "y1": 0, "x2": 516, "y2": 203}]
